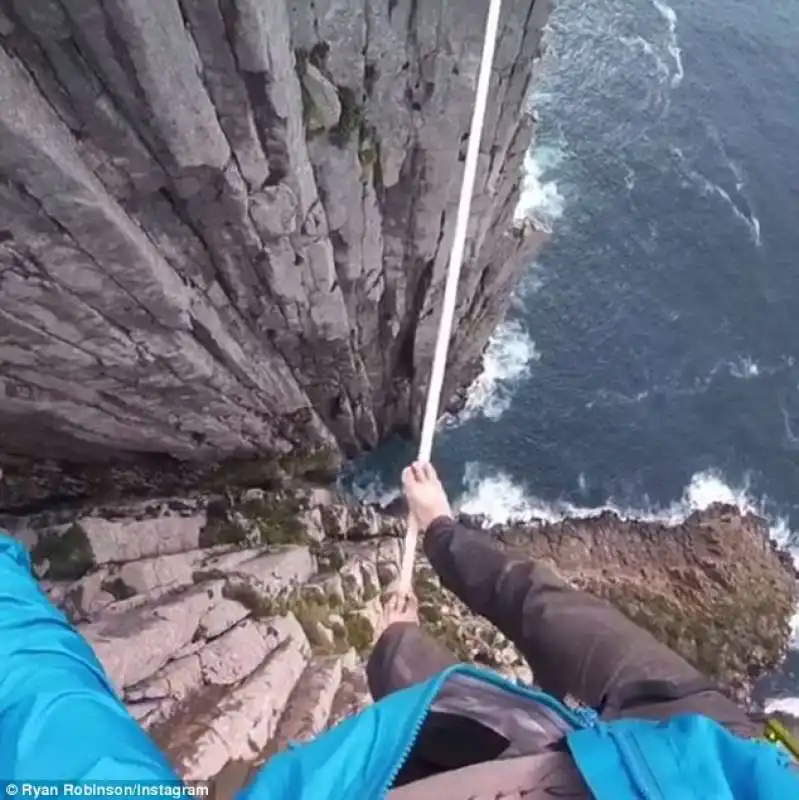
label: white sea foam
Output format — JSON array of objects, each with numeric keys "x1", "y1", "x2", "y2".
[
  {"x1": 347, "y1": 473, "x2": 401, "y2": 508},
  {"x1": 727, "y1": 356, "x2": 761, "y2": 380},
  {"x1": 459, "y1": 464, "x2": 760, "y2": 524},
  {"x1": 516, "y1": 146, "x2": 566, "y2": 231},
  {"x1": 620, "y1": 162, "x2": 636, "y2": 191},
  {"x1": 619, "y1": 34, "x2": 670, "y2": 83},
  {"x1": 673, "y1": 148, "x2": 763, "y2": 247},
  {"x1": 651, "y1": 0, "x2": 685, "y2": 87},
  {"x1": 509, "y1": 265, "x2": 546, "y2": 314},
  {"x1": 764, "y1": 697, "x2": 799, "y2": 717},
  {"x1": 708, "y1": 125, "x2": 747, "y2": 191},
  {"x1": 462, "y1": 320, "x2": 541, "y2": 421}
]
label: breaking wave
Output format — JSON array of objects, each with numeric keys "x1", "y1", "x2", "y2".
[
  {"x1": 458, "y1": 463, "x2": 776, "y2": 525},
  {"x1": 461, "y1": 320, "x2": 540, "y2": 422},
  {"x1": 672, "y1": 146, "x2": 762, "y2": 246},
  {"x1": 346, "y1": 472, "x2": 401, "y2": 508},
  {"x1": 620, "y1": 34, "x2": 671, "y2": 83},
  {"x1": 516, "y1": 145, "x2": 566, "y2": 232},
  {"x1": 651, "y1": 0, "x2": 685, "y2": 88}
]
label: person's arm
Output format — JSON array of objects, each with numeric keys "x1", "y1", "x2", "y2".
[
  {"x1": 0, "y1": 534, "x2": 178, "y2": 780},
  {"x1": 421, "y1": 517, "x2": 754, "y2": 734}
]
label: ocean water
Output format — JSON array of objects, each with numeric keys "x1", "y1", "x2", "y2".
[{"x1": 348, "y1": 0, "x2": 799, "y2": 709}]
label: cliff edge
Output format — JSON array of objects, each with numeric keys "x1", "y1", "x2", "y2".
[{"x1": 0, "y1": 0, "x2": 549, "y2": 473}]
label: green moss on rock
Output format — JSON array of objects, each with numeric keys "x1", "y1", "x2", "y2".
[
  {"x1": 413, "y1": 573, "x2": 441, "y2": 604},
  {"x1": 208, "y1": 458, "x2": 284, "y2": 491},
  {"x1": 279, "y1": 445, "x2": 339, "y2": 483},
  {"x1": 32, "y1": 524, "x2": 94, "y2": 580},
  {"x1": 588, "y1": 577, "x2": 791, "y2": 693},
  {"x1": 101, "y1": 577, "x2": 137, "y2": 601},
  {"x1": 419, "y1": 603, "x2": 443, "y2": 624},
  {"x1": 293, "y1": 598, "x2": 333, "y2": 648},
  {"x1": 222, "y1": 580, "x2": 283, "y2": 619},
  {"x1": 198, "y1": 517, "x2": 248, "y2": 548},
  {"x1": 239, "y1": 493, "x2": 309, "y2": 547},
  {"x1": 436, "y1": 618, "x2": 472, "y2": 662},
  {"x1": 362, "y1": 581, "x2": 379, "y2": 602},
  {"x1": 330, "y1": 87, "x2": 363, "y2": 148},
  {"x1": 344, "y1": 612, "x2": 374, "y2": 654},
  {"x1": 316, "y1": 542, "x2": 346, "y2": 573}
]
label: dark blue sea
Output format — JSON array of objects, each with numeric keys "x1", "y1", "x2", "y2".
[{"x1": 350, "y1": 0, "x2": 799, "y2": 709}]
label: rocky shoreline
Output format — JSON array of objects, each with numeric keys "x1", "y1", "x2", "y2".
[{"x1": 1, "y1": 471, "x2": 795, "y2": 790}]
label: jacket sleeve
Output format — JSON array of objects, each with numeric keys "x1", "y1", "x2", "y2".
[
  {"x1": 422, "y1": 518, "x2": 735, "y2": 714},
  {"x1": 0, "y1": 533, "x2": 178, "y2": 781}
]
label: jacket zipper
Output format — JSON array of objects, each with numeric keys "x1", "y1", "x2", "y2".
[
  {"x1": 615, "y1": 729, "x2": 670, "y2": 800},
  {"x1": 376, "y1": 664, "x2": 595, "y2": 798},
  {"x1": 379, "y1": 702, "x2": 435, "y2": 798}
]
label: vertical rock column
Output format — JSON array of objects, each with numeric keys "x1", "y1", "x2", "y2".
[{"x1": 0, "y1": 0, "x2": 551, "y2": 467}]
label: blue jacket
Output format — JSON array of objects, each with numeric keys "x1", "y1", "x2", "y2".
[
  {"x1": 244, "y1": 662, "x2": 799, "y2": 799},
  {"x1": 0, "y1": 534, "x2": 796, "y2": 798}
]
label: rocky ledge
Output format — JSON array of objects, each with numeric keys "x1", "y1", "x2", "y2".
[{"x1": 0, "y1": 482, "x2": 795, "y2": 792}]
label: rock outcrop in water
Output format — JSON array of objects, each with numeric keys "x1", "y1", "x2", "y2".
[
  {"x1": 0, "y1": 0, "x2": 549, "y2": 474},
  {"x1": 1, "y1": 487, "x2": 794, "y2": 791}
]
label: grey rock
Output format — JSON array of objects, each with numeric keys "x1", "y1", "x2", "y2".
[
  {"x1": 0, "y1": 10, "x2": 13, "y2": 36},
  {"x1": 128, "y1": 699, "x2": 163, "y2": 722},
  {"x1": 249, "y1": 184, "x2": 299, "y2": 239},
  {"x1": 199, "y1": 547, "x2": 267, "y2": 574},
  {"x1": 301, "y1": 64, "x2": 342, "y2": 131},
  {"x1": 270, "y1": 656, "x2": 343, "y2": 749},
  {"x1": 62, "y1": 568, "x2": 113, "y2": 620},
  {"x1": 76, "y1": 513, "x2": 208, "y2": 565},
  {"x1": 174, "y1": 621, "x2": 311, "y2": 780},
  {"x1": 376, "y1": 537, "x2": 403, "y2": 587},
  {"x1": 327, "y1": 664, "x2": 372, "y2": 730},
  {"x1": 125, "y1": 652, "x2": 203, "y2": 706},
  {"x1": 241, "y1": 489, "x2": 266, "y2": 504},
  {"x1": 307, "y1": 487, "x2": 338, "y2": 507},
  {"x1": 109, "y1": 550, "x2": 202, "y2": 596},
  {"x1": 303, "y1": 619, "x2": 336, "y2": 651},
  {"x1": 197, "y1": 595, "x2": 251, "y2": 640},
  {"x1": 338, "y1": 648, "x2": 360, "y2": 673},
  {"x1": 124, "y1": 611, "x2": 302, "y2": 734},
  {"x1": 199, "y1": 620, "x2": 275, "y2": 686},
  {"x1": 360, "y1": 558, "x2": 381, "y2": 599},
  {"x1": 0, "y1": 0, "x2": 550, "y2": 482},
  {"x1": 339, "y1": 557, "x2": 365, "y2": 602},
  {"x1": 80, "y1": 583, "x2": 222, "y2": 689},
  {"x1": 299, "y1": 507, "x2": 326, "y2": 543},
  {"x1": 301, "y1": 572, "x2": 345, "y2": 607},
  {"x1": 232, "y1": 546, "x2": 316, "y2": 594}
]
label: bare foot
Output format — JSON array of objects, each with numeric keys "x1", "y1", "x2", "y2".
[
  {"x1": 402, "y1": 461, "x2": 453, "y2": 532},
  {"x1": 382, "y1": 591, "x2": 419, "y2": 627}
]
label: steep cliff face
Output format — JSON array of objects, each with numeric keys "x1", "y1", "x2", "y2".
[{"x1": 0, "y1": 0, "x2": 549, "y2": 472}]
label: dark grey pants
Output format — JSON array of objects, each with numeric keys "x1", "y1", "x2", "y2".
[{"x1": 368, "y1": 518, "x2": 756, "y2": 738}]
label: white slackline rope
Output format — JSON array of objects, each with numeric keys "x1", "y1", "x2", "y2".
[{"x1": 399, "y1": 0, "x2": 504, "y2": 593}]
